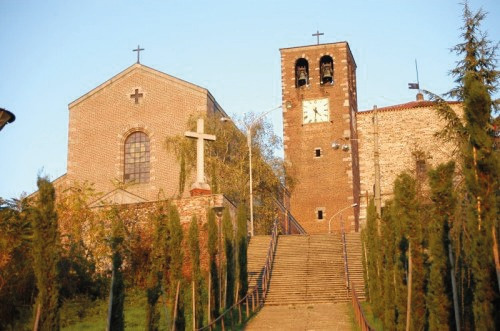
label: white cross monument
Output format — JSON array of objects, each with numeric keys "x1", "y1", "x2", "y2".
[{"x1": 185, "y1": 118, "x2": 216, "y2": 196}]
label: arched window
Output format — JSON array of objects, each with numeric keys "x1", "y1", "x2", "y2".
[
  {"x1": 124, "y1": 131, "x2": 150, "y2": 183},
  {"x1": 295, "y1": 58, "x2": 309, "y2": 87},
  {"x1": 320, "y1": 55, "x2": 333, "y2": 84}
]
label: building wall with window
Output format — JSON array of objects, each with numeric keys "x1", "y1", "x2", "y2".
[
  {"x1": 356, "y1": 99, "x2": 461, "y2": 224},
  {"x1": 66, "y1": 64, "x2": 225, "y2": 203}
]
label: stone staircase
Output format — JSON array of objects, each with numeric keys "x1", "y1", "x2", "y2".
[
  {"x1": 246, "y1": 232, "x2": 366, "y2": 306},
  {"x1": 345, "y1": 232, "x2": 366, "y2": 300},
  {"x1": 265, "y1": 234, "x2": 349, "y2": 305},
  {"x1": 247, "y1": 235, "x2": 271, "y2": 298}
]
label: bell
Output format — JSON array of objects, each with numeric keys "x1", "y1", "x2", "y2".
[
  {"x1": 297, "y1": 66, "x2": 307, "y2": 86},
  {"x1": 322, "y1": 63, "x2": 333, "y2": 84}
]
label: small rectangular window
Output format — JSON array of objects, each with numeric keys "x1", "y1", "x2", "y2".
[
  {"x1": 416, "y1": 159, "x2": 426, "y2": 179},
  {"x1": 318, "y1": 210, "x2": 323, "y2": 220},
  {"x1": 315, "y1": 148, "x2": 321, "y2": 157}
]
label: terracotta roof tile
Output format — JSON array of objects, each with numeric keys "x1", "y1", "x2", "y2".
[{"x1": 360, "y1": 100, "x2": 460, "y2": 114}]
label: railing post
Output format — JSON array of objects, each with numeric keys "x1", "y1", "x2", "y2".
[{"x1": 246, "y1": 296, "x2": 249, "y2": 317}]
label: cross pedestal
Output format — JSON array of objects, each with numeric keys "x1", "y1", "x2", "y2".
[{"x1": 185, "y1": 118, "x2": 216, "y2": 196}]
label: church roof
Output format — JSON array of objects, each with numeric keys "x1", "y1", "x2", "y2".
[
  {"x1": 69, "y1": 63, "x2": 210, "y2": 108},
  {"x1": 359, "y1": 100, "x2": 460, "y2": 114}
]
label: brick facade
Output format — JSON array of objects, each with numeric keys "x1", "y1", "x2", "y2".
[
  {"x1": 281, "y1": 42, "x2": 360, "y2": 234},
  {"x1": 66, "y1": 64, "x2": 226, "y2": 202}
]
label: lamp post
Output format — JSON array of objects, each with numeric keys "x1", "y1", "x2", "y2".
[
  {"x1": 328, "y1": 203, "x2": 358, "y2": 233},
  {"x1": 0, "y1": 108, "x2": 15, "y2": 131},
  {"x1": 221, "y1": 105, "x2": 281, "y2": 237}
]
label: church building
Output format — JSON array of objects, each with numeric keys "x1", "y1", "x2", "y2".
[
  {"x1": 53, "y1": 40, "x2": 459, "y2": 233},
  {"x1": 56, "y1": 62, "x2": 228, "y2": 206}
]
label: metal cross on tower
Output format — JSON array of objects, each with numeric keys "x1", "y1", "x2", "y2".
[
  {"x1": 133, "y1": 45, "x2": 145, "y2": 64},
  {"x1": 312, "y1": 30, "x2": 324, "y2": 45}
]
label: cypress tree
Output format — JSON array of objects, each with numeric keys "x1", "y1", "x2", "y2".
[
  {"x1": 145, "y1": 205, "x2": 168, "y2": 331},
  {"x1": 236, "y1": 204, "x2": 248, "y2": 299},
  {"x1": 447, "y1": 4, "x2": 499, "y2": 328},
  {"x1": 169, "y1": 205, "x2": 185, "y2": 330},
  {"x1": 32, "y1": 177, "x2": 61, "y2": 331},
  {"x1": 207, "y1": 209, "x2": 219, "y2": 319},
  {"x1": 363, "y1": 199, "x2": 383, "y2": 318},
  {"x1": 380, "y1": 201, "x2": 397, "y2": 330},
  {"x1": 188, "y1": 216, "x2": 204, "y2": 328},
  {"x1": 427, "y1": 161, "x2": 456, "y2": 329},
  {"x1": 108, "y1": 207, "x2": 125, "y2": 331},
  {"x1": 222, "y1": 209, "x2": 235, "y2": 310},
  {"x1": 391, "y1": 173, "x2": 425, "y2": 330}
]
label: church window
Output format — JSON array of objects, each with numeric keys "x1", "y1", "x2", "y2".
[
  {"x1": 124, "y1": 131, "x2": 150, "y2": 183},
  {"x1": 320, "y1": 55, "x2": 334, "y2": 84},
  {"x1": 315, "y1": 148, "x2": 322, "y2": 157},
  {"x1": 295, "y1": 58, "x2": 309, "y2": 87}
]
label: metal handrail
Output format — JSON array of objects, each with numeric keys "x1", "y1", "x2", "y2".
[
  {"x1": 340, "y1": 223, "x2": 374, "y2": 331},
  {"x1": 350, "y1": 283, "x2": 374, "y2": 331},
  {"x1": 197, "y1": 218, "x2": 280, "y2": 330},
  {"x1": 272, "y1": 197, "x2": 306, "y2": 235}
]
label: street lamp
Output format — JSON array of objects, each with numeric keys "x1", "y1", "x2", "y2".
[
  {"x1": 221, "y1": 105, "x2": 282, "y2": 236},
  {"x1": 328, "y1": 203, "x2": 358, "y2": 233},
  {"x1": 0, "y1": 108, "x2": 15, "y2": 131}
]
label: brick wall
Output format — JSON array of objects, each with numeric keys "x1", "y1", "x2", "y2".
[
  {"x1": 67, "y1": 64, "x2": 225, "y2": 202},
  {"x1": 281, "y1": 42, "x2": 359, "y2": 233}
]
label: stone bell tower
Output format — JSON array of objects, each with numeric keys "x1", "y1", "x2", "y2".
[{"x1": 280, "y1": 41, "x2": 360, "y2": 233}]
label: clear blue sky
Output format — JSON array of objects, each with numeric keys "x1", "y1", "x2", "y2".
[{"x1": 1, "y1": 0, "x2": 498, "y2": 199}]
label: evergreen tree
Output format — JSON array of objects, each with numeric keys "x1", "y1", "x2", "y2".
[
  {"x1": 168, "y1": 205, "x2": 185, "y2": 330},
  {"x1": 447, "y1": 4, "x2": 499, "y2": 328},
  {"x1": 427, "y1": 162, "x2": 456, "y2": 329},
  {"x1": 236, "y1": 204, "x2": 248, "y2": 299},
  {"x1": 145, "y1": 205, "x2": 168, "y2": 331},
  {"x1": 363, "y1": 199, "x2": 383, "y2": 318},
  {"x1": 31, "y1": 177, "x2": 61, "y2": 331},
  {"x1": 188, "y1": 216, "x2": 204, "y2": 328},
  {"x1": 391, "y1": 173, "x2": 425, "y2": 330},
  {"x1": 207, "y1": 209, "x2": 220, "y2": 319},
  {"x1": 222, "y1": 209, "x2": 235, "y2": 310},
  {"x1": 380, "y1": 201, "x2": 397, "y2": 329},
  {"x1": 108, "y1": 207, "x2": 125, "y2": 331}
]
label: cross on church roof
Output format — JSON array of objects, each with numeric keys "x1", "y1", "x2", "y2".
[
  {"x1": 312, "y1": 30, "x2": 324, "y2": 45},
  {"x1": 133, "y1": 45, "x2": 145, "y2": 64}
]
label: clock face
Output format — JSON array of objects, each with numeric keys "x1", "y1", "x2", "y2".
[{"x1": 302, "y1": 98, "x2": 329, "y2": 124}]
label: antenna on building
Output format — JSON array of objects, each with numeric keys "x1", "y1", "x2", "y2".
[
  {"x1": 408, "y1": 59, "x2": 423, "y2": 101},
  {"x1": 415, "y1": 59, "x2": 420, "y2": 90}
]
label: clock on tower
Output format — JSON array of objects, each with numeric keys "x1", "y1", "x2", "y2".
[{"x1": 280, "y1": 41, "x2": 360, "y2": 233}]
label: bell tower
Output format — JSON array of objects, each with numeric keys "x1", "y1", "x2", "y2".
[{"x1": 281, "y1": 41, "x2": 360, "y2": 233}]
